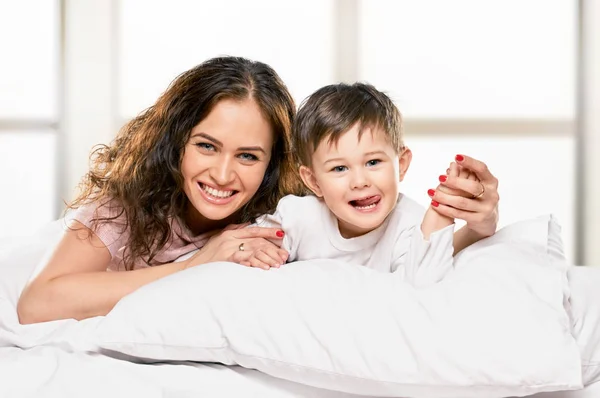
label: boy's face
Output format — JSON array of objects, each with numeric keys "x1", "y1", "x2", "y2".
[{"x1": 300, "y1": 123, "x2": 412, "y2": 238}]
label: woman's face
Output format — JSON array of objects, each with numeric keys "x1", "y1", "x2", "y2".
[{"x1": 181, "y1": 98, "x2": 274, "y2": 226}]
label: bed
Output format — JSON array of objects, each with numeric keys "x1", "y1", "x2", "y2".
[
  {"x1": 0, "y1": 345, "x2": 598, "y2": 398},
  {"x1": 1, "y1": 218, "x2": 598, "y2": 398}
]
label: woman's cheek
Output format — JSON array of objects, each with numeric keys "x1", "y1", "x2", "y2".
[{"x1": 246, "y1": 165, "x2": 269, "y2": 192}]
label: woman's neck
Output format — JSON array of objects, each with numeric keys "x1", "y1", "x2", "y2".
[{"x1": 183, "y1": 204, "x2": 240, "y2": 236}]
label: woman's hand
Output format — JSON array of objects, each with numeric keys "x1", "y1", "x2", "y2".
[
  {"x1": 430, "y1": 154, "x2": 500, "y2": 238},
  {"x1": 182, "y1": 223, "x2": 288, "y2": 270},
  {"x1": 238, "y1": 246, "x2": 287, "y2": 270}
]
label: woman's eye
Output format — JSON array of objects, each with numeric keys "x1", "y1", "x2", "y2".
[
  {"x1": 366, "y1": 159, "x2": 381, "y2": 167},
  {"x1": 196, "y1": 142, "x2": 215, "y2": 151},
  {"x1": 331, "y1": 166, "x2": 347, "y2": 173},
  {"x1": 238, "y1": 153, "x2": 259, "y2": 161}
]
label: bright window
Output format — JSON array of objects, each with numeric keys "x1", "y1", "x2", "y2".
[
  {"x1": 358, "y1": 0, "x2": 576, "y2": 119},
  {"x1": 0, "y1": 133, "x2": 57, "y2": 239},
  {"x1": 118, "y1": 0, "x2": 336, "y2": 117},
  {"x1": 0, "y1": 0, "x2": 58, "y2": 119},
  {"x1": 0, "y1": 0, "x2": 59, "y2": 237}
]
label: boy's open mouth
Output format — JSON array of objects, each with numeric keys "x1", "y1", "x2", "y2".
[{"x1": 349, "y1": 195, "x2": 381, "y2": 211}]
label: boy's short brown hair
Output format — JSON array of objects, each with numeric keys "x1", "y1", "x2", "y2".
[{"x1": 293, "y1": 82, "x2": 404, "y2": 167}]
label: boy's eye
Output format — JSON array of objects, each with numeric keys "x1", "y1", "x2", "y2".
[
  {"x1": 331, "y1": 165, "x2": 347, "y2": 173},
  {"x1": 238, "y1": 153, "x2": 259, "y2": 161},
  {"x1": 195, "y1": 142, "x2": 215, "y2": 151},
  {"x1": 366, "y1": 159, "x2": 381, "y2": 167}
]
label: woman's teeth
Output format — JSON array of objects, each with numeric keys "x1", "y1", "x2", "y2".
[{"x1": 202, "y1": 184, "x2": 234, "y2": 198}]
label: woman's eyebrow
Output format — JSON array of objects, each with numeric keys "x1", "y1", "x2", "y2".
[
  {"x1": 191, "y1": 132, "x2": 222, "y2": 147},
  {"x1": 238, "y1": 146, "x2": 266, "y2": 154},
  {"x1": 191, "y1": 132, "x2": 265, "y2": 154}
]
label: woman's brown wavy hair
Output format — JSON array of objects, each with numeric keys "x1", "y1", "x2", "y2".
[{"x1": 68, "y1": 56, "x2": 301, "y2": 270}]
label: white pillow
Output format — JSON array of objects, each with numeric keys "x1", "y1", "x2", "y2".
[
  {"x1": 0, "y1": 220, "x2": 66, "y2": 318},
  {"x1": 567, "y1": 266, "x2": 600, "y2": 386},
  {"x1": 94, "y1": 215, "x2": 582, "y2": 398}
]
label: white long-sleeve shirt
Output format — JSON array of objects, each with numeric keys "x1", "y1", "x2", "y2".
[{"x1": 255, "y1": 194, "x2": 455, "y2": 287}]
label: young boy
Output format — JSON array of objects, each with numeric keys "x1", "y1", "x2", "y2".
[{"x1": 248, "y1": 83, "x2": 461, "y2": 287}]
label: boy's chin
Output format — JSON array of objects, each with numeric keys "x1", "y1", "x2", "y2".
[{"x1": 341, "y1": 217, "x2": 386, "y2": 237}]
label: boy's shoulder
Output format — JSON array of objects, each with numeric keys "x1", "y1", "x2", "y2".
[
  {"x1": 388, "y1": 194, "x2": 427, "y2": 228},
  {"x1": 275, "y1": 194, "x2": 328, "y2": 222},
  {"x1": 277, "y1": 194, "x2": 325, "y2": 210}
]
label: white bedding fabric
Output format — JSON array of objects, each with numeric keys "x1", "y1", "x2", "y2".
[
  {"x1": 93, "y1": 215, "x2": 582, "y2": 398},
  {"x1": 0, "y1": 345, "x2": 359, "y2": 398},
  {"x1": 0, "y1": 345, "x2": 598, "y2": 398},
  {"x1": 0, "y1": 217, "x2": 598, "y2": 398}
]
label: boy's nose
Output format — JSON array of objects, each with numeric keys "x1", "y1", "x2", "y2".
[{"x1": 350, "y1": 170, "x2": 371, "y2": 189}]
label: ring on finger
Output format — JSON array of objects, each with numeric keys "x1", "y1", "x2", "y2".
[
  {"x1": 238, "y1": 242, "x2": 245, "y2": 251},
  {"x1": 472, "y1": 183, "x2": 485, "y2": 199}
]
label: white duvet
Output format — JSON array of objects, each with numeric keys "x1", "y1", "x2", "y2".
[{"x1": 0, "y1": 215, "x2": 596, "y2": 398}]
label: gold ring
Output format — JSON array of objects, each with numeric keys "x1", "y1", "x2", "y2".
[
  {"x1": 238, "y1": 243, "x2": 245, "y2": 251},
  {"x1": 472, "y1": 183, "x2": 485, "y2": 199}
]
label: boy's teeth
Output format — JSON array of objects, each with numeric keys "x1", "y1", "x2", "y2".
[
  {"x1": 351, "y1": 195, "x2": 380, "y2": 209},
  {"x1": 355, "y1": 203, "x2": 376, "y2": 210},
  {"x1": 353, "y1": 195, "x2": 380, "y2": 207},
  {"x1": 202, "y1": 184, "x2": 234, "y2": 198}
]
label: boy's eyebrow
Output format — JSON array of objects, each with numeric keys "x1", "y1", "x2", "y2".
[
  {"x1": 364, "y1": 150, "x2": 387, "y2": 157},
  {"x1": 323, "y1": 157, "x2": 345, "y2": 165},
  {"x1": 191, "y1": 132, "x2": 265, "y2": 154},
  {"x1": 323, "y1": 150, "x2": 388, "y2": 165}
]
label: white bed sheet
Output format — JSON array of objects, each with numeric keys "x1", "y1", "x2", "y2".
[
  {"x1": 1, "y1": 344, "x2": 598, "y2": 398},
  {"x1": 0, "y1": 345, "x2": 360, "y2": 398}
]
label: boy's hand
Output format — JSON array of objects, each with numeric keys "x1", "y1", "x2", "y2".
[
  {"x1": 435, "y1": 161, "x2": 480, "y2": 198},
  {"x1": 430, "y1": 155, "x2": 499, "y2": 239},
  {"x1": 421, "y1": 162, "x2": 459, "y2": 239}
]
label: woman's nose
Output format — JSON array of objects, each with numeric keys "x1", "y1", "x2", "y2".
[{"x1": 209, "y1": 157, "x2": 235, "y2": 185}]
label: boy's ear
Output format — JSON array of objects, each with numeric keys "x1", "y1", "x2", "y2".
[
  {"x1": 299, "y1": 165, "x2": 323, "y2": 197},
  {"x1": 399, "y1": 147, "x2": 412, "y2": 182}
]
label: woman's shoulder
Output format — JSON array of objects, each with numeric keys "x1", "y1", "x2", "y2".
[
  {"x1": 68, "y1": 199, "x2": 130, "y2": 260},
  {"x1": 69, "y1": 199, "x2": 127, "y2": 227}
]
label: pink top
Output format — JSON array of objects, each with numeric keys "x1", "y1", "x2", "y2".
[{"x1": 71, "y1": 202, "x2": 212, "y2": 271}]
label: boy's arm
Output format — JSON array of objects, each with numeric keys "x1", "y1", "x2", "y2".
[
  {"x1": 391, "y1": 216, "x2": 455, "y2": 288},
  {"x1": 421, "y1": 206, "x2": 454, "y2": 240}
]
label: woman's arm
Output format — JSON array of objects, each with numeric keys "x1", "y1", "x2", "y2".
[
  {"x1": 17, "y1": 221, "x2": 188, "y2": 324},
  {"x1": 452, "y1": 225, "x2": 488, "y2": 256},
  {"x1": 17, "y1": 221, "x2": 286, "y2": 324}
]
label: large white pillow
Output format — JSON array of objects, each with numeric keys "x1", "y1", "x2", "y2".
[{"x1": 94, "y1": 215, "x2": 582, "y2": 398}]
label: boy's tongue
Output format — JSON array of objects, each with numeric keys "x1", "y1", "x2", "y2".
[{"x1": 352, "y1": 195, "x2": 380, "y2": 207}]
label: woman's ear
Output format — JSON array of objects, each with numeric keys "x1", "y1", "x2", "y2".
[
  {"x1": 399, "y1": 147, "x2": 412, "y2": 182},
  {"x1": 299, "y1": 165, "x2": 323, "y2": 197}
]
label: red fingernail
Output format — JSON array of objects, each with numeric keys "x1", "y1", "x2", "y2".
[
  {"x1": 455, "y1": 154, "x2": 465, "y2": 162},
  {"x1": 276, "y1": 230, "x2": 284, "y2": 238},
  {"x1": 431, "y1": 200, "x2": 439, "y2": 207},
  {"x1": 439, "y1": 175, "x2": 447, "y2": 183},
  {"x1": 427, "y1": 189, "x2": 435, "y2": 197}
]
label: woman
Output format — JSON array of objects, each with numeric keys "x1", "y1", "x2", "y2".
[
  {"x1": 17, "y1": 56, "x2": 500, "y2": 324},
  {"x1": 18, "y1": 56, "x2": 299, "y2": 323}
]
